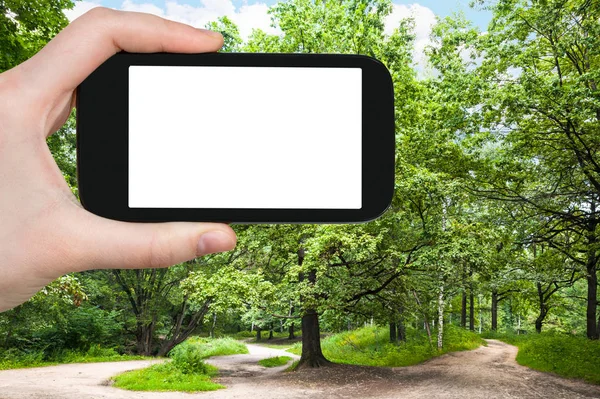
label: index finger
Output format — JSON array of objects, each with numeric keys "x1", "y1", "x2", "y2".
[{"x1": 18, "y1": 7, "x2": 223, "y2": 96}]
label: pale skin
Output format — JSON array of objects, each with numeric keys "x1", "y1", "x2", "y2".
[{"x1": 0, "y1": 8, "x2": 238, "y2": 312}]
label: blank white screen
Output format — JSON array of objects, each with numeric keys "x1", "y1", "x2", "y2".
[{"x1": 128, "y1": 66, "x2": 362, "y2": 209}]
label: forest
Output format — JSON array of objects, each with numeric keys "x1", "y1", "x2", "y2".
[{"x1": 1, "y1": 0, "x2": 599, "y2": 396}]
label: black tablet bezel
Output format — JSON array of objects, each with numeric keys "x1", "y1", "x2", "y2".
[{"x1": 76, "y1": 53, "x2": 394, "y2": 223}]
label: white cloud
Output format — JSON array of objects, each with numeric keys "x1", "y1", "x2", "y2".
[
  {"x1": 121, "y1": 0, "x2": 165, "y2": 15},
  {"x1": 385, "y1": 3, "x2": 437, "y2": 69},
  {"x1": 64, "y1": 0, "x2": 278, "y2": 40},
  {"x1": 63, "y1": 1, "x2": 102, "y2": 21}
]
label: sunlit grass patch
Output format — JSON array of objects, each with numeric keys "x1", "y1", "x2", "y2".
[
  {"x1": 112, "y1": 361, "x2": 223, "y2": 392},
  {"x1": 489, "y1": 333, "x2": 600, "y2": 385},
  {"x1": 174, "y1": 337, "x2": 249, "y2": 359},
  {"x1": 288, "y1": 325, "x2": 484, "y2": 367},
  {"x1": 258, "y1": 356, "x2": 292, "y2": 367}
]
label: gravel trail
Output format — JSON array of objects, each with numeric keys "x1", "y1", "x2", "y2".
[{"x1": 0, "y1": 340, "x2": 598, "y2": 398}]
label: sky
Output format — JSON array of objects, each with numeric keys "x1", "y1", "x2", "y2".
[{"x1": 64, "y1": 1, "x2": 492, "y2": 67}]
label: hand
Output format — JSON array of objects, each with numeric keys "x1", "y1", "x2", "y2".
[{"x1": 0, "y1": 8, "x2": 237, "y2": 312}]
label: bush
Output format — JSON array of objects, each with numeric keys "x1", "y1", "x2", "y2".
[{"x1": 170, "y1": 344, "x2": 211, "y2": 374}]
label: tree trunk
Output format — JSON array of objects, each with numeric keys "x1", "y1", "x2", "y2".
[
  {"x1": 209, "y1": 312, "x2": 217, "y2": 338},
  {"x1": 156, "y1": 299, "x2": 211, "y2": 357},
  {"x1": 536, "y1": 282, "x2": 547, "y2": 334},
  {"x1": 256, "y1": 327, "x2": 262, "y2": 341},
  {"x1": 469, "y1": 291, "x2": 475, "y2": 332},
  {"x1": 535, "y1": 313, "x2": 545, "y2": 334},
  {"x1": 397, "y1": 319, "x2": 406, "y2": 342},
  {"x1": 389, "y1": 322, "x2": 397, "y2": 342},
  {"x1": 491, "y1": 289, "x2": 498, "y2": 331},
  {"x1": 296, "y1": 246, "x2": 330, "y2": 368},
  {"x1": 437, "y1": 285, "x2": 445, "y2": 351},
  {"x1": 268, "y1": 322, "x2": 274, "y2": 340},
  {"x1": 136, "y1": 321, "x2": 155, "y2": 356},
  {"x1": 297, "y1": 308, "x2": 330, "y2": 368},
  {"x1": 461, "y1": 291, "x2": 467, "y2": 328},
  {"x1": 586, "y1": 208, "x2": 598, "y2": 339},
  {"x1": 288, "y1": 322, "x2": 295, "y2": 340}
]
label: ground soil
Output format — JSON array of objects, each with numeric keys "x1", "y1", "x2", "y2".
[{"x1": 0, "y1": 340, "x2": 598, "y2": 398}]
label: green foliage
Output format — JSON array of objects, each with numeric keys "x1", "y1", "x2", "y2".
[
  {"x1": 258, "y1": 356, "x2": 293, "y2": 367},
  {"x1": 491, "y1": 333, "x2": 600, "y2": 384},
  {"x1": 288, "y1": 326, "x2": 484, "y2": 367},
  {"x1": 0, "y1": 0, "x2": 73, "y2": 72},
  {"x1": 205, "y1": 16, "x2": 242, "y2": 52},
  {"x1": 112, "y1": 361, "x2": 223, "y2": 392},
  {"x1": 170, "y1": 344, "x2": 212, "y2": 375}
]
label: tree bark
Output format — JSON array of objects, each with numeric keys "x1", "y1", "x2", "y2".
[
  {"x1": 389, "y1": 322, "x2": 397, "y2": 342},
  {"x1": 491, "y1": 289, "x2": 499, "y2": 331},
  {"x1": 397, "y1": 319, "x2": 406, "y2": 342},
  {"x1": 136, "y1": 321, "x2": 155, "y2": 356},
  {"x1": 461, "y1": 291, "x2": 467, "y2": 328},
  {"x1": 297, "y1": 308, "x2": 330, "y2": 368},
  {"x1": 469, "y1": 290, "x2": 475, "y2": 332},
  {"x1": 437, "y1": 285, "x2": 445, "y2": 351},
  {"x1": 586, "y1": 205, "x2": 598, "y2": 339},
  {"x1": 296, "y1": 248, "x2": 330, "y2": 368},
  {"x1": 288, "y1": 323, "x2": 295, "y2": 340},
  {"x1": 268, "y1": 322, "x2": 274, "y2": 340},
  {"x1": 256, "y1": 327, "x2": 262, "y2": 341},
  {"x1": 536, "y1": 282, "x2": 547, "y2": 334},
  {"x1": 209, "y1": 312, "x2": 217, "y2": 338}
]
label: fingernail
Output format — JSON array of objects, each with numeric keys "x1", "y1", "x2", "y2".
[
  {"x1": 197, "y1": 230, "x2": 235, "y2": 256},
  {"x1": 198, "y1": 29, "x2": 223, "y2": 39}
]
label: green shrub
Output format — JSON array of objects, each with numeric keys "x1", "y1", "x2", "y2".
[{"x1": 170, "y1": 344, "x2": 211, "y2": 374}]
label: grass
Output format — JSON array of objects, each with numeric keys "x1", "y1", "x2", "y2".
[
  {"x1": 112, "y1": 361, "x2": 223, "y2": 392},
  {"x1": 113, "y1": 337, "x2": 248, "y2": 393},
  {"x1": 285, "y1": 359, "x2": 300, "y2": 371},
  {"x1": 258, "y1": 356, "x2": 293, "y2": 367},
  {"x1": 288, "y1": 325, "x2": 484, "y2": 367},
  {"x1": 484, "y1": 332, "x2": 600, "y2": 385},
  {"x1": 176, "y1": 337, "x2": 249, "y2": 358},
  {"x1": 0, "y1": 346, "x2": 148, "y2": 370}
]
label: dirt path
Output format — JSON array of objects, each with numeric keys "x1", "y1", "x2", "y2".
[{"x1": 0, "y1": 340, "x2": 598, "y2": 398}]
